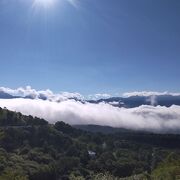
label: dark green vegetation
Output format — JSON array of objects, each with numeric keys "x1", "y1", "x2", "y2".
[{"x1": 0, "y1": 107, "x2": 180, "y2": 180}]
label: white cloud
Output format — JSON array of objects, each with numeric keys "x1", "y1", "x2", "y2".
[
  {"x1": 108, "y1": 101, "x2": 119, "y2": 105},
  {"x1": 0, "y1": 86, "x2": 84, "y2": 102},
  {"x1": 60, "y1": 92, "x2": 84, "y2": 100},
  {"x1": 123, "y1": 91, "x2": 180, "y2": 97},
  {"x1": 87, "y1": 94, "x2": 111, "y2": 100},
  {"x1": 146, "y1": 95, "x2": 158, "y2": 106},
  {"x1": 108, "y1": 101, "x2": 124, "y2": 106},
  {"x1": 0, "y1": 86, "x2": 111, "y2": 101},
  {"x1": 0, "y1": 86, "x2": 112, "y2": 101},
  {"x1": 0, "y1": 98, "x2": 180, "y2": 133}
]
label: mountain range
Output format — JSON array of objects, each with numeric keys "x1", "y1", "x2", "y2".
[
  {"x1": 1, "y1": 90, "x2": 180, "y2": 108},
  {"x1": 89, "y1": 95, "x2": 180, "y2": 108}
]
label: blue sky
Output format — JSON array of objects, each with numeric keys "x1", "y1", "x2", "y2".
[{"x1": 0, "y1": 0, "x2": 180, "y2": 95}]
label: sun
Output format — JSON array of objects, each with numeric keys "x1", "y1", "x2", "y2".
[{"x1": 32, "y1": 0, "x2": 57, "y2": 9}]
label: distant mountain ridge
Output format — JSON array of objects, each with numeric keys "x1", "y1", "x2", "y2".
[
  {"x1": 73, "y1": 124, "x2": 180, "y2": 134},
  {"x1": 89, "y1": 95, "x2": 180, "y2": 108},
  {"x1": 73, "y1": 124, "x2": 135, "y2": 134},
  {"x1": 0, "y1": 90, "x2": 180, "y2": 108},
  {"x1": 0, "y1": 91, "x2": 19, "y2": 99}
]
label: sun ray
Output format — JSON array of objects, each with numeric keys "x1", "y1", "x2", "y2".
[
  {"x1": 67, "y1": 0, "x2": 79, "y2": 8},
  {"x1": 32, "y1": 0, "x2": 79, "y2": 10},
  {"x1": 32, "y1": 0, "x2": 57, "y2": 10}
]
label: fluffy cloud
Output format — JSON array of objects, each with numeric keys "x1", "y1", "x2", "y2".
[
  {"x1": 123, "y1": 91, "x2": 180, "y2": 97},
  {"x1": 108, "y1": 101, "x2": 125, "y2": 106},
  {"x1": 87, "y1": 94, "x2": 111, "y2": 100},
  {"x1": 0, "y1": 98, "x2": 180, "y2": 133},
  {"x1": 0, "y1": 86, "x2": 111, "y2": 101},
  {"x1": 0, "y1": 86, "x2": 84, "y2": 102}
]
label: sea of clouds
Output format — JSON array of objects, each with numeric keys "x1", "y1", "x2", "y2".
[{"x1": 0, "y1": 98, "x2": 180, "y2": 133}]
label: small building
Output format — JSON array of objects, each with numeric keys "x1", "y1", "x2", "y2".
[{"x1": 88, "y1": 150, "x2": 96, "y2": 157}]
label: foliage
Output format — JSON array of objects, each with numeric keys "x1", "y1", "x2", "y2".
[
  {"x1": 0, "y1": 107, "x2": 180, "y2": 179},
  {"x1": 151, "y1": 152, "x2": 180, "y2": 180}
]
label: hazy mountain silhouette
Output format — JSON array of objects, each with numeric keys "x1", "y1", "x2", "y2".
[{"x1": 0, "y1": 91, "x2": 180, "y2": 108}]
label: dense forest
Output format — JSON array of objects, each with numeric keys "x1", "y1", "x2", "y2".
[{"x1": 0, "y1": 107, "x2": 180, "y2": 180}]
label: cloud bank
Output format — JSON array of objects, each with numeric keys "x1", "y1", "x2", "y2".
[
  {"x1": 123, "y1": 91, "x2": 180, "y2": 97},
  {"x1": 1, "y1": 86, "x2": 180, "y2": 101},
  {"x1": 0, "y1": 86, "x2": 84, "y2": 101},
  {"x1": 0, "y1": 86, "x2": 112, "y2": 101},
  {"x1": 0, "y1": 98, "x2": 180, "y2": 133}
]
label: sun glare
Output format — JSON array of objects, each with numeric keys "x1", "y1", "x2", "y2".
[
  {"x1": 33, "y1": 0, "x2": 57, "y2": 9},
  {"x1": 32, "y1": 0, "x2": 78, "y2": 10}
]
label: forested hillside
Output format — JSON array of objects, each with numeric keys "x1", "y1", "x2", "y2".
[{"x1": 0, "y1": 107, "x2": 180, "y2": 180}]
